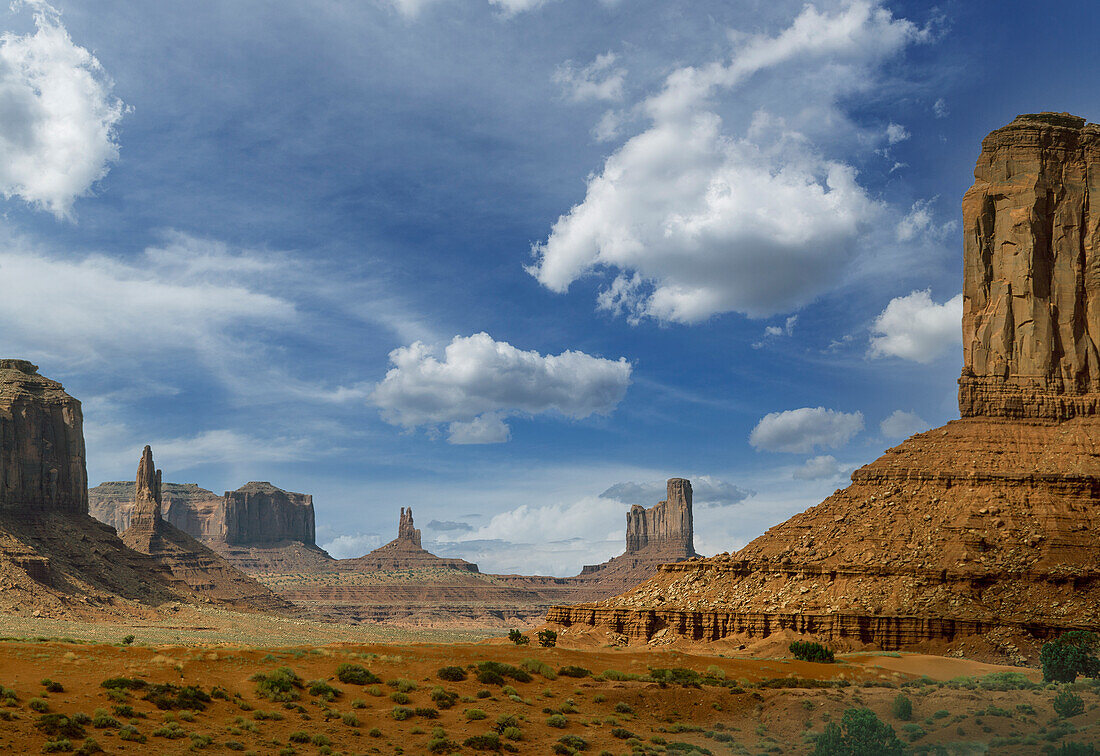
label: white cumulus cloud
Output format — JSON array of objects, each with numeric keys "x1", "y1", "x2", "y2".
[
  {"x1": 528, "y1": 1, "x2": 927, "y2": 324},
  {"x1": 868, "y1": 289, "x2": 961, "y2": 363},
  {"x1": 553, "y1": 52, "x2": 625, "y2": 103},
  {"x1": 599, "y1": 475, "x2": 753, "y2": 507},
  {"x1": 792, "y1": 454, "x2": 844, "y2": 480},
  {"x1": 0, "y1": 0, "x2": 126, "y2": 217},
  {"x1": 880, "y1": 409, "x2": 928, "y2": 439},
  {"x1": 369, "y1": 333, "x2": 632, "y2": 443},
  {"x1": 749, "y1": 406, "x2": 864, "y2": 453},
  {"x1": 322, "y1": 532, "x2": 383, "y2": 560}
]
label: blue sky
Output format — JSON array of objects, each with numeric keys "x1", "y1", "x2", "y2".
[{"x1": 1, "y1": 0, "x2": 1097, "y2": 575}]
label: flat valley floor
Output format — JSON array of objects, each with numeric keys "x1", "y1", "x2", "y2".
[{"x1": 0, "y1": 611, "x2": 1097, "y2": 755}]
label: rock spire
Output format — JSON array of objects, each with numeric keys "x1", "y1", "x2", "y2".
[
  {"x1": 398, "y1": 506, "x2": 421, "y2": 548},
  {"x1": 625, "y1": 478, "x2": 694, "y2": 555}
]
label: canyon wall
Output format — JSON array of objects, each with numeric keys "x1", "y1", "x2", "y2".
[
  {"x1": 223, "y1": 482, "x2": 316, "y2": 546},
  {"x1": 625, "y1": 478, "x2": 695, "y2": 554},
  {"x1": 0, "y1": 360, "x2": 87, "y2": 514}
]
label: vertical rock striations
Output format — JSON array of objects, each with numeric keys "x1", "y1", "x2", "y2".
[
  {"x1": 223, "y1": 482, "x2": 316, "y2": 546},
  {"x1": 961, "y1": 113, "x2": 1100, "y2": 419},
  {"x1": 397, "y1": 507, "x2": 421, "y2": 548},
  {"x1": 0, "y1": 360, "x2": 87, "y2": 514},
  {"x1": 339, "y1": 507, "x2": 478, "y2": 572},
  {"x1": 625, "y1": 478, "x2": 694, "y2": 555}
]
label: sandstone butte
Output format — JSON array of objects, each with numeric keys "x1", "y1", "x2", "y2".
[
  {"x1": 120, "y1": 445, "x2": 290, "y2": 611},
  {"x1": 261, "y1": 479, "x2": 700, "y2": 629},
  {"x1": 546, "y1": 113, "x2": 1100, "y2": 658},
  {"x1": 0, "y1": 360, "x2": 283, "y2": 618}
]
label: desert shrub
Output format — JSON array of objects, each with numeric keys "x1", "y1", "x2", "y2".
[
  {"x1": 437, "y1": 666, "x2": 467, "y2": 682},
  {"x1": 366, "y1": 684, "x2": 383, "y2": 697},
  {"x1": 368, "y1": 727, "x2": 382, "y2": 737},
  {"x1": 35, "y1": 714, "x2": 86, "y2": 739},
  {"x1": 465, "y1": 708, "x2": 488, "y2": 721},
  {"x1": 414, "y1": 707, "x2": 440, "y2": 719},
  {"x1": 613, "y1": 702, "x2": 634, "y2": 715},
  {"x1": 610, "y1": 727, "x2": 635, "y2": 739},
  {"x1": 0, "y1": 685, "x2": 18, "y2": 705},
  {"x1": 790, "y1": 640, "x2": 835, "y2": 663},
  {"x1": 152, "y1": 722, "x2": 187, "y2": 739},
  {"x1": 522, "y1": 658, "x2": 558, "y2": 679},
  {"x1": 289, "y1": 731, "x2": 310, "y2": 743},
  {"x1": 118, "y1": 725, "x2": 145, "y2": 743},
  {"x1": 649, "y1": 668, "x2": 703, "y2": 687},
  {"x1": 311, "y1": 734, "x2": 331, "y2": 746},
  {"x1": 977, "y1": 672, "x2": 1038, "y2": 690},
  {"x1": 143, "y1": 684, "x2": 210, "y2": 711},
  {"x1": 428, "y1": 736, "x2": 459, "y2": 753},
  {"x1": 391, "y1": 706, "x2": 412, "y2": 721},
  {"x1": 431, "y1": 687, "x2": 458, "y2": 709},
  {"x1": 476, "y1": 689, "x2": 491, "y2": 699},
  {"x1": 1053, "y1": 745, "x2": 1100, "y2": 756},
  {"x1": 901, "y1": 723, "x2": 925, "y2": 742},
  {"x1": 75, "y1": 738, "x2": 104, "y2": 755},
  {"x1": 251, "y1": 668, "x2": 302, "y2": 702},
  {"x1": 464, "y1": 733, "x2": 501, "y2": 751},
  {"x1": 91, "y1": 709, "x2": 119, "y2": 729},
  {"x1": 1054, "y1": 689, "x2": 1086, "y2": 719},
  {"x1": 891, "y1": 693, "x2": 913, "y2": 721},
  {"x1": 811, "y1": 707, "x2": 904, "y2": 756},
  {"x1": 100, "y1": 677, "x2": 146, "y2": 691},
  {"x1": 503, "y1": 725, "x2": 523, "y2": 740},
  {"x1": 41, "y1": 739, "x2": 72, "y2": 753},
  {"x1": 307, "y1": 680, "x2": 341, "y2": 701},
  {"x1": 388, "y1": 678, "x2": 418, "y2": 692},
  {"x1": 509, "y1": 629, "x2": 530, "y2": 646},
  {"x1": 1042, "y1": 632, "x2": 1100, "y2": 683},
  {"x1": 109, "y1": 704, "x2": 134, "y2": 718},
  {"x1": 558, "y1": 734, "x2": 588, "y2": 750},
  {"x1": 29, "y1": 698, "x2": 50, "y2": 713},
  {"x1": 477, "y1": 669, "x2": 505, "y2": 686},
  {"x1": 342, "y1": 711, "x2": 360, "y2": 726},
  {"x1": 121, "y1": 635, "x2": 135, "y2": 645},
  {"x1": 390, "y1": 691, "x2": 410, "y2": 704},
  {"x1": 547, "y1": 714, "x2": 568, "y2": 728},
  {"x1": 336, "y1": 663, "x2": 380, "y2": 685},
  {"x1": 538, "y1": 629, "x2": 558, "y2": 648},
  {"x1": 41, "y1": 679, "x2": 64, "y2": 693},
  {"x1": 666, "y1": 743, "x2": 712, "y2": 754},
  {"x1": 558, "y1": 666, "x2": 591, "y2": 678},
  {"x1": 478, "y1": 661, "x2": 533, "y2": 683}
]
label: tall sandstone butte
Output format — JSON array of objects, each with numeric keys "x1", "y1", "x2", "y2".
[
  {"x1": 548, "y1": 114, "x2": 1100, "y2": 656},
  {"x1": 625, "y1": 478, "x2": 694, "y2": 555},
  {"x1": 223, "y1": 482, "x2": 316, "y2": 546},
  {"x1": 0, "y1": 360, "x2": 87, "y2": 514}
]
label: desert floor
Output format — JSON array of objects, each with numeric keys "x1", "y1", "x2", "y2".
[{"x1": 0, "y1": 613, "x2": 1098, "y2": 755}]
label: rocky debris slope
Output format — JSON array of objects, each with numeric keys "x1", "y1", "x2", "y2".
[
  {"x1": 550, "y1": 114, "x2": 1100, "y2": 654},
  {"x1": 0, "y1": 360, "x2": 87, "y2": 514},
  {"x1": 121, "y1": 447, "x2": 291, "y2": 612}
]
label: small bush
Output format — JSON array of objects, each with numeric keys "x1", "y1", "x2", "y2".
[
  {"x1": 464, "y1": 733, "x2": 501, "y2": 751},
  {"x1": 1054, "y1": 689, "x2": 1086, "y2": 719},
  {"x1": 252, "y1": 668, "x2": 303, "y2": 702},
  {"x1": 477, "y1": 669, "x2": 505, "y2": 686},
  {"x1": 35, "y1": 714, "x2": 86, "y2": 739},
  {"x1": 41, "y1": 739, "x2": 73, "y2": 753},
  {"x1": 613, "y1": 702, "x2": 633, "y2": 715},
  {"x1": 391, "y1": 706, "x2": 413, "y2": 721},
  {"x1": 368, "y1": 727, "x2": 382, "y2": 737},
  {"x1": 547, "y1": 714, "x2": 568, "y2": 728},
  {"x1": 891, "y1": 693, "x2": 912, "y2": 721},
  {"x1": 29, "y1": 698, "x2": 49, "y2": 713},
  {"x1": 437, "y1": 666, "x2": 467, "y2": 682},
  {"x1": 538, "y1": 629, "x2": 557, "y2": 648},
  {"x1": 342, "y1": 712, "x2": 360, "y2": 726},
  {"x1": 366, "y1": 684, "x2": 383, "y2": 697},
  {"x1": 428, "y1": 737, "x2": 459, "y2": 753},
  {"x1": 388, "y1": 678, "x2": 418, "y2": 693},
  {"x1": 430, "y1": 687, "x2": 458, "y2": 709},
  {"x1": 307, "y1": 680, "x2": 341, "y2": 701},
  {"x1": 152, "y1": 722, "x2": 187, "y2": 739},
  {"x1": 1042, "y1": 632, "x2": 1100, "y2": 683},
  {"x1": 558, "y1": 666, "x2": 591, "y2": 678},
  {"x1": 478, "y1": 661, "x2": 533, "y2": 683},
  {"x1": 91, "y1": 709, "x2": 120, "y2": 729},
  {"x1": 790, "y1": 640, "x2": 835, "y2": 663},
  {"x1": 118, "y1": 725, "x2": 145, "y2": 743},
  {"x1": 41, "y1": 679, "x2": 64, "y2": 693},
  {"x1": 466, "y1": 708, "x2": 488, "y2": 721},
  {"x1": 414, "y1": 707, "x2": 439, "y2": 719},
  {"x1": 75, "y1": 738, "x2": 104, "y2": 755},
  {"x1": 509, "y1": 629, "x2": 530, "y2": 645},
  {"x1": 476, "y1": 689, "x2": 491, "y2": 699},
  {"x1": 503, "y1": 725, "x2": 523, "y2": 740},
  {"x1": 224, "y1": 741, "x2": 244, "y2": 751},
  {"x1": 558, "y1": 734, "x2": 588, "y2": 750},
  {"x1": 811, "y1": 707, "x2": 903, "y2": 756},
  {"x1": 143, "y1": 683, "x2": 210, "y2": 711},
  {"x1": 610, "y1": 727, "x2": 635, "y2": 739},
  {"x1": 649, "y1": 668, "x2": 703, "y2": 687},
  {"x1": 390, "y1": 691, "x2": 410, "y2": 704},
  {"x1": 336, "y1": 663, "x2": 381, "y2": 685},
  {"x1": 289, "y1": 732, "x2": 310, "y2": 743},
  {"x1": 121, "y1": 635, "x2": 135, "y2": 645},
  {"x1": 100, "y1": 677, "x2": 146, "y2": 691}
]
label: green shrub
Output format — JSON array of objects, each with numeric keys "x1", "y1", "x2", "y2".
[
  {"x1": 41, "y1": 679, "x2": 64, "y2": 693},
  {"x1": 75, "y1": 738, "x2": 104, "y2": 755},
  {"x1": 118, "y1": 725, "x2": 145, "y2": 743},
  {"x1": 464, "y1": 733, "x2": 501, "y2": 751},
  {"x1": 189, "y1": 733, "x2": 212, "y2": 749},
  {"x1": 509, "y1": 629, "x2": 530, "y2": 645},
  {"x1": 610, "y1": 727, "x2": 635, "y2": 739},
  {"x1": 223, "y1": 741, "x2": 244, "y2": 751},
  {"x1": 790, "y1": 640, "x2": 835, "y2": 663},
  {"x1": 430, "y1": 687, "x2": 458, "y2": 709},
  {"x1": 521, "y1": 658, "x2": 558, "y2": 679},
  {"x1": 251, "y1": 668, "x2": 302, "y2": 702},
  {"x1": 415, "y1": 707, "x2": 439, "y2": 719},
  {"x1": 152, "y1": 722, "x2": 187, "y2": 739},
  {"x1": 388, "y1": 678, "x2": 418, "y2": 692},
  {"x1": 890, "y1": 693, "x2": 912, "y2": 721},
  {"x1": 91, "y1": 709, "x2": 120, "y2": 729},
  {"x1": 121, "y1": 635, "x2": 135, "y2": 645},
  {"x1": 613, "y1": 702, "x2": 633, "y2": 715},
  {"x1": 1041, "y1": 632, "x2": 1100, "y2": 683},
  {"x1": 35, "y1": 714, "x2": 86, "y2": 739},
  {"x1": 1054, "y1": 689, "x2": 1086, "y2": 719},
  {"x1": 476, "y1": 689, "x2": 491, "y2": 699},
  {"x1": 1052, "y1": 745, "x2": 1100, "y2": 756},
  {"x1": 538, "y1": 629, "x2": 558, "y2": 648},
  {"x1": 558, "y1": 734, "x2": 588, "y2": 750},
  {"x1": 312, "y1": 734, "x2": 331, "y2": 746},
  {"x1": 342, "y1": 712, "x2": 360, "y2": 726},
  {"x1": 465, "y1": 708, "x2": 487, "y2": 721},
  {"x1": 289, "y1": 732, "x2": 309, "y2": 743},
  {"x1": 547, "y1": 713, "x2": 568, "y2": 728},
  {"x1": 437, "y1": 666, "x2": 467, "y2": 682},
  {"x1": 503, "y1": 725, "x2": 523, "y2": 740},
  {"x1": 29, "y1": 698, "x2": 49, "y2": 713},
  {"x1": 142, "y1": 683, "x2": 210, "y2": 711},
  {"x1": 391, "y1": 706, "x2": 413, "y2": 720},
  {"x1": 100, "y1": 677, "x2": 146, "y2": 690},
  {"x1": 428, "y1": 736, "x2": 459, "y2": 753},
  {"x1": 41, "y1": 739, "x2": 72, "y2": 753},
  {"x1": 477, "y1": 669, "x2": 505, "y2": 686},
  {"x1": 649, "y1": 668, "x2": 703, "y2": 687},
  {"x1": 390, "y1": 691, "x2": 410, "y2": 704},
  {"x1": 307, "y1": 680, "x2": 341, "y2": 701},
  {"x1": 478, "y1": 661, "x2": 533, "y2": 683},
  {"x1": 558, "y1": 666, "x2": 591, "y2": 678},
  {"x1": 368, "y1": 727, "x2": 382, "y2": 737},
  {"x1": 336, "y1": 663, "x2": 381, "y2": 685},
  {"x1": 811, "y1": 708, "x2": 904, "y2": 756}
]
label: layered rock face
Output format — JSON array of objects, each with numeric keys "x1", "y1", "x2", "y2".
[
  {"x1": 550, "y1": 115, "x2": 1100, "y2": 654},
  {"x1": 339, "y1": 507, "x2": 478, "y2": 573},
  {"x1": 960, "y1": 113, "x2": 1100, "y2": 419},
  {"x1": 0, "y1": 360, "x2": 87, "y2": 514},
  {"x1": 397, "y1": 507, "x2": 421, "y2": 547},
  {"x1": 223, "y1": 482, "x2": 316, "y2": 546},
  {"x1": 625, "y1": 479, "x2": 695, "y2": 554},
  {"x1": 89, "y1": 481, "x2": 222, "y2": 535}
]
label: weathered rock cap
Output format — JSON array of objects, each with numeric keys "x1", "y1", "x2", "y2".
[{"x1": 0, "y1": 359, "x2": 39, "y2": 374}]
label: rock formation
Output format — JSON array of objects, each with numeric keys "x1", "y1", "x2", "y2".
[
  {"x1": 397, "y1": 506, "x2": 421, "y2": 547},
  {"x1": 625, "y1": 479, "x2": 695, "y2": 555},
  {"x1": 120, "y1": 447, "x2": 291, "y2": 612},
  {"x1": 223, "y1": 482, "x2": 316, "y2": 546},
  {"x1": 549, "y1": 114, "x2": 1100, "y2": 656},
  {"x1": 339, "y1": 508, "x2": 478, "y2": 573},
  {"x1": 89, "y1": 481, "x2": 222, "y2": 535},
  {"x1": 0, "y1": 360, "x2": 87, "y2": 514}
]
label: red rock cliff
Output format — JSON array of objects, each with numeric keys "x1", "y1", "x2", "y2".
[
  {"x1": 223, "y1": 482, "x2": 316, "y2": 546},
  {"x1": 625, "y1": 478, "x2": 694, "y2": 555}
]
